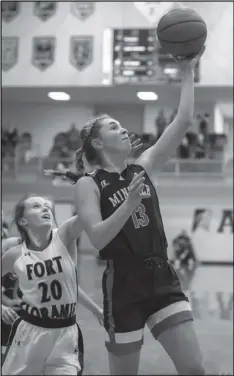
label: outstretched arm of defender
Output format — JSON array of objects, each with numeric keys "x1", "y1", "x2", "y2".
[
  {"x1": 136, "y1": 47, "x2": 205, "y2": 177},
  {"x1": 57, "y1": 215, "x2": 84, "y2": 247}
]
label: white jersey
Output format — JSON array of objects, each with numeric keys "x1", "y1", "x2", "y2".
[{"x1": 14, "y1": 230, "x2": 78, "y2": 320}]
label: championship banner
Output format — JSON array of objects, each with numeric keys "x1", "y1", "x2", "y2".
[
  {"x1": 2, "y1": 37, "x2": 19, "y2": 71},
  {"x1": 32, "y1": 36, "x2": 56, "y2": 71},
  {"x1": 70, "y1": 36, "x2": 93, "y2": 71},
  {"x1": 71, "y1": 2, "x2": 95, "y2": 21},
  {"x1": 163, "y1": 205, "x2": 233, "y2": 263},
  {"x1": 1, "y1": 1, "x2": 20, "y2": 23},
  {"x1": 34, "y1": 2, "x2": 57, "y2": 22}
]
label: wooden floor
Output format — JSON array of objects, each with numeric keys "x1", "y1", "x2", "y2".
[{"x1": 77, "y1": 255, "x2": 233, "y2": 375}]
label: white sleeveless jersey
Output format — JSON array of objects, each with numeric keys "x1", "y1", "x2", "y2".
[{"x1": 14, "y1": 230, "x2": 78, "y2": 320}]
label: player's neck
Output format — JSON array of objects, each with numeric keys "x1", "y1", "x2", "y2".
[
  {"x1": 26, "y1": 228, "x2": 52, "y2": 251},
  {"x1": 99, "y1": 153, "x2": 127, "y2": 174}
]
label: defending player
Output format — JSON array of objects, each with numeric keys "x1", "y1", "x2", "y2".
[{"x1": 2, "y1": 194, "x2": 102, "y2": 375}]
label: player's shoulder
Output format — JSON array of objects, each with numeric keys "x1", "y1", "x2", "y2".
[
  {"x1": 3, "y1": 244, "x2": 21, "y2": 261},
  {"x1": 76, "y1": 175, "x2": 97, "y2": 187},
  {"x1": 2, "y1": 244, "x2": 22, "y2": 276},
  {"x1": 2, "y1": 237, "x2": 22, "y2": 254},
  {"x1": 2, "y1": 236, "x2": 21, "y2": 246},
  {"x1": 128, "y1": 163, "x2": 147, "y2": 175},
  {"x1": 130, "y1": 163, "x2": 157, "y2": 187},
  {"x1": 75, "y1": 175, "x2": 100, "y2": 194}
]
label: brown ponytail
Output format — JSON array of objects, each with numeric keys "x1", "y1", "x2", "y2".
[
  {"x1": 44, "y1": 114, "x2": 109, "y2": 185},
  {"x1": 74, "y1": 113, "x2": 109, "y2": 172},
  {"x1": 43, "y1": 169, "x2": 82, "y2": 185},
  {"x1": 75, "y1": 148, "x2": 85, "y2": 174}
]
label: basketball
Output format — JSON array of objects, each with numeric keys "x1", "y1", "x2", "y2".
[{"x1": 157, "y1": 8, "x2": 207, "y2": 57}]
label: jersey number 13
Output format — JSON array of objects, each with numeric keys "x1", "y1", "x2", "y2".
[{"x1": 131, "y1": 203, "x2": 149, "y2": 229}]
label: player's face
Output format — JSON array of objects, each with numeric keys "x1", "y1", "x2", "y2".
[
  {"x1": 98, "y1": 117, "x2": 131, "y2": 155},
  {"x1": 21, "y1": 197, "x2": 53, "y2": 230}
]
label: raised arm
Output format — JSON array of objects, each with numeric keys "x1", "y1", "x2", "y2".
[
  {"x1": 57, "y1": 215, "x2": 83, "y2": 248},
  {"x1": 136, "y1": 48, "x2": 205, "y2": 177},
  {"x1": 74, "y1": 173, "x2": 147, "y2": 250}
]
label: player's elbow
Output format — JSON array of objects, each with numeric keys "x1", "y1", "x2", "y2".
[
  {"x1": 85, "y1": 227, "x2": 103, "y2": 250},
  {"x1": 84, "y1": 221, "x2": 111, "y2": 250},
  {"x1": 89, "y1": 235, "x2": 103, "y2": 251},
  {"x1": 89, "y1": 231, "x2": 111, "y2": 250}
]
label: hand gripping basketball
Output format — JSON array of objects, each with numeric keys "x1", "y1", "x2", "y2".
[
  {"x1": 127, "y1": 171, "x2": 148, "y2": 208},
  {"x1": 174, "y1": 45, "x2": 206, "y2": 71}
]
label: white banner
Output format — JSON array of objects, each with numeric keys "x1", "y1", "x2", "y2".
[
  {"x1": 134, "y1": 2, "x2": 184, "y2": 25},
  {"x1": 162, "y1": 205, "x2": 233, "y2": 263}
]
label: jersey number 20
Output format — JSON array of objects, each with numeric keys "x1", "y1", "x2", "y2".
[
  {"x1": 38, "y1": 280, "x2": 62, "y2": 303},
  {"x1": 131, "y1": 203, "x2": 149, "y2": 229}
]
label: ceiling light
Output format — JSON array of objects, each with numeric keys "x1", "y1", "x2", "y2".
[
  {"x1": 164, "y1": 68, "x2": 178, "y2": 75},
  {"x1": 48, "y1": 92, "x2": 70, "y2": 101},
  {"x1": 137, "y1": 92, "x2": 158, "y2": 101}
]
